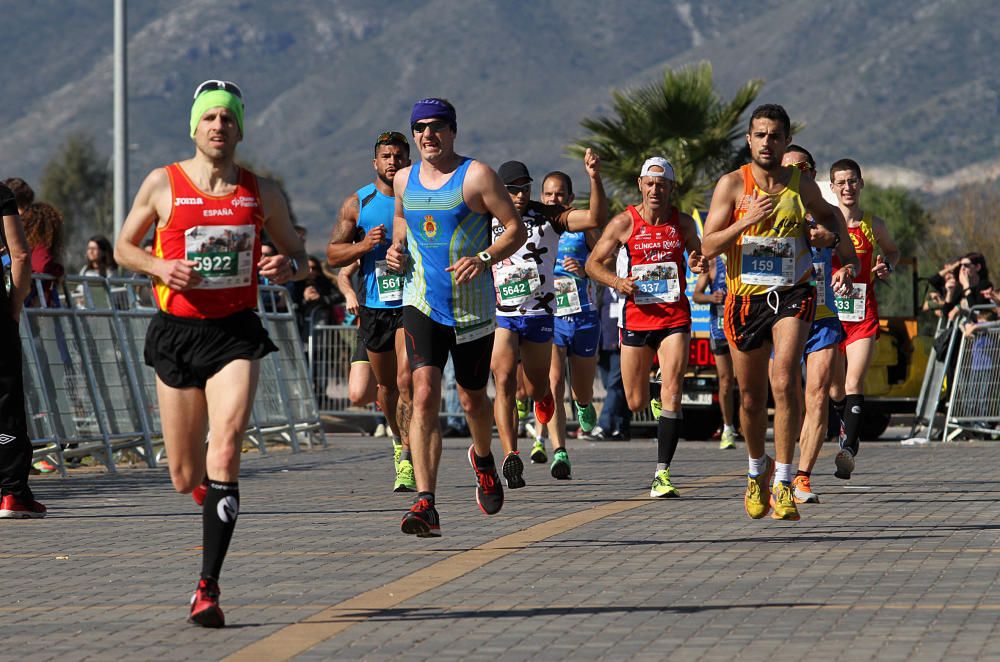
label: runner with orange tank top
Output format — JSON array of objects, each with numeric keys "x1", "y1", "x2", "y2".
[
  {"x1": 114, "y1": 80, "x2": 307, "y2": 628},
  {"x1": 828, "y1": 158, "x2": 900, "y2": 480},
  {"x1": 586, "y1": 157, "x2": 707, "y2": 499},
  {"x1": 702, "y1": 105, "x2": 857, "y2": 522}
]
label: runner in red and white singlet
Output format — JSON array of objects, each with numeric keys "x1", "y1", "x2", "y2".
[
  {"x1": 114, "y1": 80, "x2": 307, "y2": 628},
  {"x1": 586, "y1": 157, "x2": 706, "y2": 499}
]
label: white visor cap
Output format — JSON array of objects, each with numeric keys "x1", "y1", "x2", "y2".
[{"x1": 639, "y1": 156, "x2": 675, "y2": 181}]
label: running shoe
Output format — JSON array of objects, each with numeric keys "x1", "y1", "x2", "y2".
[
  {"x1": 189, "y1": 578, "x2": 225, "y2": 628},
  {"x1": 516, "y1": 398, "x2": 529, "y2": 421},
  {"x1": 649, "y1": 468, "x2": 679, "y2": 498},
  {"x1": 719, "y1": 428, "x2": 737, "y2": 450},
  {"x1": 792, "y1": 474, "x2": 819, "y2": 504},
  {"x1": 530, "y1": 439, "x2": 547, "y2": 464},
  {"x1": 770, "y1": 481, "x2": 801, "y2": 521},
  {"x1": 394, "y1": 459, "x2": 416, "y2": 493},
  {"x1": 501, "y1": 450, "x2": 526, "y2": 489},
  {"x1": 192, "y1": 478, "x2": 209, "y2": 507},
  {"x1": 468, "y1": 445, "x2": 505, "y2": 514},
  {"x1": 834, "y1": 447, "x2": 855, "y2": 480},
  {"x1": 400, "y1": 497, "x2": 441, "y2": 537},
  {"x1": 575, "y1": 401, "x2": 597, "y2": 433},
  {"x1": 0, "y1": 494, "x2": 47, "y2": 519},
  {"x1": 374, "y1": 423, "x2": 387, "y2": 438},
  {"x1": 744, "y1": 455, "x2": 774, "y2": 519},
  {"x1": 534, "y1": 394, "x2": 556, "y2": 425},
  {"x1": 650, "y1": 398, "x2": 662, "y2": 420},
  {"x1": 392, "y1": 440, "x2": 402, "y2": 473},
  {"x1": 550, "y1": 449, "x2": 572, "y2": 480},
  {"x1": 32, "y1": 459, "x2": 58, "y2": 474}
]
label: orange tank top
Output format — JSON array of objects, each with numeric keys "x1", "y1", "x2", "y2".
[{"x1": 154, "y1": 163, "x2": 264, "y2": 318}]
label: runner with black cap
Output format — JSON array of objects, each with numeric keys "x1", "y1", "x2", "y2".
[
  {"x1": 489, "y1": 151, "x2": 606, "y2": 486},
  {"x1": 114, "y1": 79, "x2": 308, "y2": 627},
  {"x1": 586, "y1": 157, "x2": 706, "y2": 498}
]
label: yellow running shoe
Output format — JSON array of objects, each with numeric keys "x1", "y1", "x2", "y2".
[
  {"x1": 770, "y1": 481, "x2": 801, "y2": 521},
  {"x1": 392, "y1": 440, "x2": 402, "y2": 473},
  {"x1": 650, "y1": 398, "x2": 662, "y2": 419},
  {"x1": 744, "y1": 455, "x2": 773, "y2": 519},
  {"x1": 649, "y1": 468, "x2": 680, "y2": 498},
  {"x1": 719, "y1": 428, "x2": 737, "y2": 450}
]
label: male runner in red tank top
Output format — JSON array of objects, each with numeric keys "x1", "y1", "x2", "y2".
[
  {"x1": 114, "y1": 80, "x2": 307, "y2": 628},
  {"x1": 586, "y1": 157, "x2": 706, "y2": 498}
]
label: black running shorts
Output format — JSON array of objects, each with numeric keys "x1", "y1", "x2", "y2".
[
  {"x1": 620, "y1": 324, "x2": 690, "y2": 349},
  {"x1": 402, "y1": 306, "x2": 494, "y2": 390},
  {"x1": 144, "y1": 309, "x2": 278, "y2": 389},
  {"x1": 350, "y1": 330, "x2": 369, "y2": 364},
  {"x1": 723, "y1": 283, "x2": 816, "y2": 353},
  {"x1": 359, "y1": 306, "x2": 402, "y2": 353}
]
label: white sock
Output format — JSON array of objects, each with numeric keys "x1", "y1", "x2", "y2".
[
  {"x1": 773, "y1": 462, "x2": 793, "y2": 487},
  {"x1": 748, "y1": 455, "x2": 766, "y2": 476},
  {"x1": 655, "y1": 463, "x2": 668, "y2": 474},
  {"x1": 724, "y1": 424, "x2": 735, "y2": 433}
]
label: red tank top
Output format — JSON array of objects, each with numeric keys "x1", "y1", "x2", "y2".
[
  {"x1": 616, "y1": 205, "x2": 691, "y2": 331},
  {"x1": 832, "y1": 211, "x2": 878, "y2": 321},
  {"x1": 154, "y1": 163, "x2": 264, "y2": 319}
]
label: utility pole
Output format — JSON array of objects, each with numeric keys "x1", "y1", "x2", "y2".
[{"x1": 113, "y1": 0, "x2": 127, "y2": 238}]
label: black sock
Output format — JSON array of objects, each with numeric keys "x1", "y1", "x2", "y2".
[
  {"x1": 400, "y1": 450, "x2": 412, "y2": 462},
  {"x1": 829, "y1": 398, "x2": 846, "y2": 438},
  {"x1": 418, "y1": 491, "x2": 435, "y2": 505},
  {"x1": 843, "y1": 394, "x2": 864, "y2": 454},
  {"x1": 473, "y1": 451, "x2": 494, "y2": 469},
  {"x1": 201, "y1": 479, "x2": 240, "y2": 581},
  {"x1": 795, "y1": 469, "x2": 810, "y2": 479},
  {"x1": 657, "y1": 411, "x2": 682, "y2": 466}
]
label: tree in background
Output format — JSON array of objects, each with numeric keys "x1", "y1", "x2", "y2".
[
  {"x1": 40, "y1": 132, "x2": 112, "y2": 270},
  {"x1": 863, "y1": 184, "x2": 934, "y2": 263},
  {"x1": 568, "y1": 62, "x2": 762, "y2": 214},
  {"x1": 928, "y1": 183, "x2": 1000, "y2": 277}
]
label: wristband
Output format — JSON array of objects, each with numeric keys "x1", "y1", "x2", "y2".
[{"x1": 289, "y1": 257, "x2": 300, "y2": 274}]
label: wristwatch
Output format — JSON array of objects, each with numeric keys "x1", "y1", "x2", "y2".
[
  {"x1": 831, "y1": 232, "x2": 841, "y2": 248},
  {"x1": 477, "y1": 251, "x2": 492, "y2": 266},
  {"x1": 288, "y1": 257, "x2": 300, "y2": 274},
  {"x1": 885, "y1": 261, "x2": 894, "y2": 274}
]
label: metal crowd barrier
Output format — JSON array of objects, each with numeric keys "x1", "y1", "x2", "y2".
[
  {"x1": 21, "y1": 274, "x2": 323, "y2": 475},
  {"x1": 942, "y1": 318, "x2": 1000, "y2": 441}
]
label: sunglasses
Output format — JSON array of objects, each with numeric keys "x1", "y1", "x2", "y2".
[
  {"x1": 505, "y1": 183, "x2": 531, "y2": 194},
  {"x1": 193, "y1": 80, "x2": 243, "y2": 101},
  {"x1": 375, "y1": 131, "x2": 409, "y2": 147},
  {"x1": 960, "y1": 262, "x2": 975, "y2": 268},
  {"x1": 411, "y1": 120, "x2": 450, "y2": 134},
  {"x1": 788, "y1": 161, "x2": 815, "y2": 173}
]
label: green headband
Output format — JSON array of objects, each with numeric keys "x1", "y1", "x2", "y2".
[{"x1": 190, "y1": 89, "x2": 245, "y2": 138}]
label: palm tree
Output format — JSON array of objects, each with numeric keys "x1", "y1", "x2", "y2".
[{"x1": 569, "y1": 62, "x2": 762, "y2": 215}]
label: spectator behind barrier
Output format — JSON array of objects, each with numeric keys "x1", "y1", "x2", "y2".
[
  {"x1": 21, "y1": 202, "x2": 65, "y2": 308},
  {"x1": 291, "y1": 256, "x2": 344, "y2": 337},
  {"x1": 927, "y1": 253, "x2": 994, "y2": 320},
  {"x1": 79, "y1": 235, "x2": 119, "y2": 278}
]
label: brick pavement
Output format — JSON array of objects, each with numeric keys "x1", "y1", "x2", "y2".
[{"x1": 3, "y1": 436, "x2": 1000, "y2": 661}]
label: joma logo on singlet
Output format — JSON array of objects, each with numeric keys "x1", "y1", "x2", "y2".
[
  {"x1": 231, "y1": 196, "x2": 258, "y2": 208},
  {"x1": 203, "y1": 208, "x2": 235, "y2": 217},
  {"x1": 175, "y1": 197, "x2": 203, "y2": 205}
]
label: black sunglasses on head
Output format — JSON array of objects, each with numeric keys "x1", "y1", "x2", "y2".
[
  {"x1": 375, "y1": 131, "x2": 409, "y2": 150},
  {"x1": 193, "y1": 80, "x2": 243, "y2": 100}
]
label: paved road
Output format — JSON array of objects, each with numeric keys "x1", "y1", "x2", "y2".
[{"x1": 4, "y1": 435, "x2": 1000, "y2": 661}]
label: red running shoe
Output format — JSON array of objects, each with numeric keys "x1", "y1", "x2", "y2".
[
  {"x1": 534, "y1": 393, "x2": 555, "y2": 424},
  {"x1": 189, "y1": 578, "x2": 225, "y2": 628},
  {"x1": 400, "y1": 497, "x2": 441, "y2": 537},
  {"x1": 191, "y1": 479, "x2": 209, "y2": 507},
  {"x1": 0, "y1": 494, "x2": 47, "y2": 519}
]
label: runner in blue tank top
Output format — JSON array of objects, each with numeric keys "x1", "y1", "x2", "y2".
[
  {"x1": 693, "y1": 256, "x2": 738, "y2": 450},
  {"x1": 327, "y1": 131, "x2": 416, "y2": 494},
  {"x1": 536, "y1": 170, "x2": 606, "y2": 474},
  {"x1": 385, "y1": 98, "x2": 527, "y2": 537}
]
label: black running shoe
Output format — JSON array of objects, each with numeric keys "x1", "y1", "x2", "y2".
[
  {"x1": 189, "y1": 578, "x2": 225, "y2": 628},
  {"x1": 501, "y1": 450, "x2": 526, "y2": 489},
  {"x1": 468, "y1": 444, "x2": 505, "y2": 514},
  {"x1": 401, "y1": 497, "x2": 441, "y2": 537}
]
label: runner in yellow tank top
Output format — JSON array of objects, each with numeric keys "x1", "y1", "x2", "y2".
[{"x1": 702, "y1": 104, "x2": 859, "y2": 523}]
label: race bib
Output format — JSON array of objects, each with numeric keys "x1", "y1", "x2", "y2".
[
  {"x1": 554, "y1": 276, "x2": 581, "y2": 316},
  {"x1": 631, "y1": 262, "x2": 681, "y2": 304},
  {"x1": 495, "y1": 263, "x2": 541, "y2": 307},
  {"x1": 834, "y1": 283, "x2": 867, "y2": 322},
  {"x1": 813, "y1": 261, "x2": 826, "y2": 308},
  {"x1": 185, "y1": 224, "x2": 253, "y2": 290},
  {"x1": 455, "y1": 318, "x2": 496, "y2": 344},
  {"x1": 375, "y1": 259, "x2": 402, "y2": 303},
  {"x1": 740, "y1": 236, "x2": 795, "y2": 286}
]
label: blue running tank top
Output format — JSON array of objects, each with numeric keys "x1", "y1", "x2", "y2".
[
  {"x1": 402, "y1": 157, "x2": 494, "y2": 329},
  {"x1": 708, "y1": 256, "x2": 728, "y2": 341},
  {"x1": 356, "y1": 183, "x2": 401, "y2": 310},
  {"x1": 553, "y1": 231, "x2": 595, "y2": 315},
  {"x1": 811, "y1": 246, "x2": 838, "y2": 321}
]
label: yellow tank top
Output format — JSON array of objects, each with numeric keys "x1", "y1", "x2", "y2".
[{"x1": 725, "y1": 164, "x2": 812, "y2": 297}]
